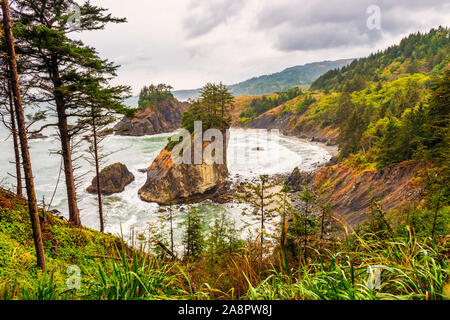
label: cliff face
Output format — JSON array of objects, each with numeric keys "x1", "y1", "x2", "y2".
[
  {"x1": 287, "y1": 161, "x2": 423, "y2": 227},
  {"x1": 114, "y1": 98, "x2": 189, "y2": 136},
  {"x1": 245, "y1": 104, "x2": 339, "y2": 145},
  {"x1": 138, "y1": 136, "x2": 229, "y2": 204}
]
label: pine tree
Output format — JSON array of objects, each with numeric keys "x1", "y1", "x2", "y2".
[
  {"x1": 298, "y1": 184, "x2": 316, "y2": 261},
  {"x1": 238, "y1": 175, "x2": 276, "y2": 261},
  {"x1": 182, "y1": 207, "x2": 204, "y2": 259},
  {"x1": 79, "y1": 81, "x2": 134, "y2": 232},
  {"x1": 274, "y1": 184, "x2": 293, "y2": 251},
  {"x1": 1, "y1": 0, "x2": 45, "y2": 269},
  {"x1": 11, "y1": 0, "x2": 127, "y2": 226},
  {"x1": 182, "y1": 82, "x2": 234, "y2": 132}
]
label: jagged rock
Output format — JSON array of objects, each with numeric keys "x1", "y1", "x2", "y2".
[
  {"x1": 325, "y1": 156, "x2": 339, "y2": 167},
  {"x1": 285, "y1": 166, "x2": 312, "y2": 191},
  {"x1": 114, "y1": 98, "x2": 189, "y2": 136},
  {"x1": 307, "y1": 161, "x2": 422, "y2": 227},
  {"x1": 87, "y1": 163, "x2": 135, "y2": 196},
  {"x1": 28, "y1": 133, "x2": 48, "y2": 140},
  {"x1": 139, "y1": 135, "x2": 229, "y2": 204}
]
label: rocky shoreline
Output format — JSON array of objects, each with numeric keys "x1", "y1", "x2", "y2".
[{"x1": 210, "y1": 136, "x2": 336, "y2": 205}]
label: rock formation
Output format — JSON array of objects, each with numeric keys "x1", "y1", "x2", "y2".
[
  {"x1": 113, "y1": 98, "x2": 189, "y2": 136},
  {"x1": 87, "y1": 163, "x2": 135, "y2": 196},
  {"x1": 28, "y1": 133, "x2": 48, "y2": 140},
  {"x1": 286, "y1": 161, "x2": 423, "y2": 227},
  {"x1": 139, "y1": 134, "x2": 229, "y2": 204}
]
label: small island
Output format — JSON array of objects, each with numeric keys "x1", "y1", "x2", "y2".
[{"x1": 139, "y1": 83, "x2": 233, "y2": 204}]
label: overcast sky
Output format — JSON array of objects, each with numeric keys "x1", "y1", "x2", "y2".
[{"x1": 76, "y1": 0, "x2": 450, "y2": 94}]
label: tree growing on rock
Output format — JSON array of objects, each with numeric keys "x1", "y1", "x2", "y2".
[
  {"x1": 138, "y1": 84, "x2": 173, "y2": 108},
  {"x1": 182, "y1": 82, "x2": 234, "y2": 132}
]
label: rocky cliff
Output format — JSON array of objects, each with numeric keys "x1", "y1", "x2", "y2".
[
  {"x1": 244, "y1": 101, "x2": 339, "y2": 145},
  {"x1": 114, "y1": 98, "x2": 189, "y2": 136},
  {"x1": 138, "y1": 136, "x2": 229, "y2": 204},
  {"x1": 286, "y1": 161, "x2": 423, "y2": 228}
]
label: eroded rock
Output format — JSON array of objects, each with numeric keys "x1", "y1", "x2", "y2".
[
  {"x1": 138, "y1": 135, "x2": 229, "y2": 204},
  {"x1": 87, "y1": 163, "x2": 135, "y2": 195},
  {"x1": 114, "y1": 99, "x2": 189, "y2": 136}
]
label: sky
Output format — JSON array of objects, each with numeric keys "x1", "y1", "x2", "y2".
[{"x1": 75, "y1": 0, "x2": 450, "y2": 94}]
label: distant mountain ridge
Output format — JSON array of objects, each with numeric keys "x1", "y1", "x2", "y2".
[{"x1": 173, "y1": 59, "x2": 353, "y2": 101}]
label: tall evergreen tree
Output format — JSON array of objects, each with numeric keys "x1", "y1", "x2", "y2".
[
  {"x1": 182, "y1": 82, "x2": 234, "y2": 132},
  {"x1": 1, "y1": 0, "x2": 45, "y2": 269},
  {"x1": 78, "y1": 80, "x2": 134, "y2": 232},
  {"x1": 11, "y1": 0, "x2": 127, "y2": 225}
]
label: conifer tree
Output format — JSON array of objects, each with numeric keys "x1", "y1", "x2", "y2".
[
  {"x1": 182, "y1": 207, "x2": 204, "y2": 259},
  {"x1": 1, "y1": 0, "x2": 45, "y2": 269},
  {"x1": 11, "y1": 0, "x2": 127, "y2": 226},
  {"x1": 238, "y1": 175, "x2": 276, "y2": 261}
]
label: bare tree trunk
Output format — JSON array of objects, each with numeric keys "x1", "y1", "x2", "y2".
[
  {"x1": 92, "y1": 118, "x2": 104, "y2": 232},
  {"x1": 53, "y1": 86, "x2": 81, "y2": 226},
  {"x1": 260, "y1": 181, "x2": 264, "y2": 261},
  {"x1": 7, "y1": 79, "x2": 22, "y2": 196},
  {"x1": 169, "y1": 207, "x2": 174, "y2": 254},
  {"x1": 304, "y1": 200, "x2": 308, "y2": 262},
  {"x1": 431, "y1": 191, "x2": 441, "y2": 240},
  {"x1": 1, "y1": 0, "x2": 45, "y2": 269}
]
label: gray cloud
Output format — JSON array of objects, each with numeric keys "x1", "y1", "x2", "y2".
[
  {"x1": 182, "y1": 0, "x2": 242, "y2": 38},
  {"x1": 79, "y1": 0, "x2": 449, "y2": 93},
  {"x1": 256, "y1": 0, "x2": 450, "y2": 51}
]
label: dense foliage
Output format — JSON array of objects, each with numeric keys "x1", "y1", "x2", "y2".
[
  {"x1": 181, "y1": 82, "x2": 234, "y2": 132},
  {"x1": 1, "y1": 184, "x2": 448, "y2": 300},
  {"x1": 239, "y1": 87, "x2": 303, "y2": 119},
  {"x1": 173, "y1": 60, "x2": 352, "y2": 100},
  {"x1": 138, "y1": 84, "x2": 174, "y2": 108},
  {"x1": 311, "y1": 27, "x2": 449, "y2": 92}
]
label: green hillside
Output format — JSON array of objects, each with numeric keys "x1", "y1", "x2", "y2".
[
  {"x1": 311, "y1": 27, "x2": 449, "y2": 92},
  {"x1": 173, "y1": 59, "x2": 352, "y2": 100},
  {"x1": 259, "y1": 28, "x2": 449, "y2": 170}
]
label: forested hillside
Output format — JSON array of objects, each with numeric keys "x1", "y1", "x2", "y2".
[
  {"x1": 0, "y1": 0, "x2": 448, "y2": 301},
  {"x1": 311, "y1": 27, "x2": 449, "y2": 92},
  {"x1": 173, "y1": 59, "x2": 352, "y2": 100},
  {"x1": 241, "y1": 28, "x2": 449, "y2": 239},
  {"x1": 247, "y1": 28, "x2": 449, "y2": 169},
  {"x1": 229, "y1": 59, "x2": 353, "y2": 96}
]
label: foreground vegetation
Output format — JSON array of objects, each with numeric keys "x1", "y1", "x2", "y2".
[
  {"x1": 1, "y1": 187, "x2": 448, "y2": 300},
  {"x1": 0, "y1": 0, "x2": 448, "y2": 301}
]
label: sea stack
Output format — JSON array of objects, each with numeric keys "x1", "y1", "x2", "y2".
[
  {"x1": 138, "y1": 133, "x2": 229, "y2": 204},
  {"x1": 87, "y1": 163, "x2": 135, "y2": 196}
]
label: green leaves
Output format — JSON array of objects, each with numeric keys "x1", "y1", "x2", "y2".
[
  {"x1": 182, "y1": 82, "x2": 234, "y2": 132},
  {"x1": 138, "y1": 84, "x2": 174, "y2": 109}
]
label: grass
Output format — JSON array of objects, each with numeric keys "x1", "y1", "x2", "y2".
[
  {"x1": 245, "y1": 235, "x2": 449, "y2": 300},
  {"x1": 0, "y1": 187, "x2": 448, "y2": 300}
]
